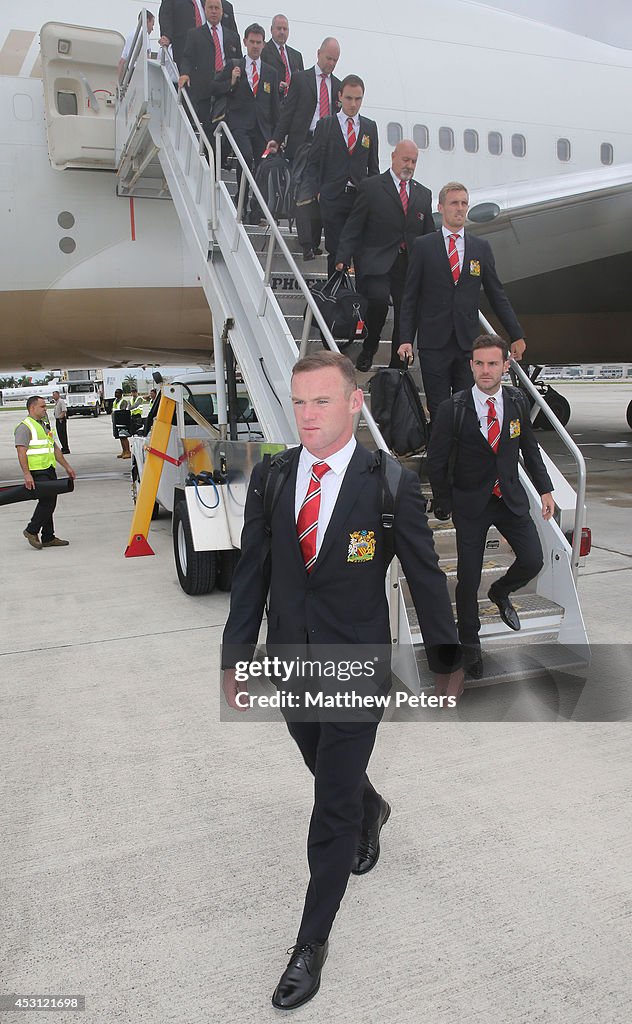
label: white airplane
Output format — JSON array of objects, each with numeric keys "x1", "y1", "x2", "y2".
[
  {"x1": 1, "y1": 1, "x2": 631, "y2": 421},
  {"x1": 0, "y1": 379, "x2": 65, "y2": 405}
]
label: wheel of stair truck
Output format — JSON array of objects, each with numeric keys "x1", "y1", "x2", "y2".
[
  {"x1": 131, "y1": 458, "x2": 160, "y2": 519},
  {"x1": 626, "y1": 399, "x2": 632, "y2": 431},
  {"x1": 173, "y1": 500, "x2": 217, "y2": 596},
  {"x1": 533, "y1": 385, "x2": 571, "y2": 430},
  {"x1": 216, "y1": 549, "x2": 240, "y2": 592}
]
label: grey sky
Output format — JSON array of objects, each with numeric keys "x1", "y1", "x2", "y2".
[{"x1": 473, "y1": 0, "x2": 632, "y2": 48}]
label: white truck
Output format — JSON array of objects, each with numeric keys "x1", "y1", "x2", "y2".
[
  {"x1": 66, "y1": 379, "x2": 102, "y2": 417},
  {"x1": 130, "y1": 371, "x2": 283, "y2": 594}
]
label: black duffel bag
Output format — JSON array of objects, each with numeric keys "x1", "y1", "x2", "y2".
[
  {"x1": 308, "y1": 271, "x2": 368, "y2": 349},
  {"x1": 369, "y1": 368, "x2": 429, "y2": 456}
]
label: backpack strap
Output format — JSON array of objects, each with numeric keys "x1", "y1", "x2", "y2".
[{"x1": 370, "y1": 449, "x2": 405, "y2": 568}]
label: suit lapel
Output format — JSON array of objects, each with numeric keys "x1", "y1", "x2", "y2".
[
  {"x1": 436, "y1": 229, "x2": 455, "y2": 287},
  {"x1": 277, "y1": 448, "x2": 306, "y2": 573},
  {"x1": 311, "y1": 446, "x2": 373, "y2": 576},
  {"x1": 381, "y1": 171, "x2": 404, "y2": 216},
  {"x1": 465, "y1": 390, "x2": 492, "y2": 451}
]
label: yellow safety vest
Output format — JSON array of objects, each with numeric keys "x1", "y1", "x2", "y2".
[
  {"x1": 20, "y1": 416, "x2": 56, "y2": 471},
  {"x1": 130, "y1": 396, "x2": 144, "y2": 417}
]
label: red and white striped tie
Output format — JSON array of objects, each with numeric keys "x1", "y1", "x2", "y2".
[
  {"x1": 191, "y1": 1, "x2": 203, "y2": 28},
  {"x1": 279, "y1": 44, "x2": 291, "y2": 85},
  {"x1": 346, "y1": 117, "x2": 356, "y2": 153},
  {"x1": 448, "y1": 232, "x2": 460, "y2": 284},
  {"x1": 487, "y1": 398, "x2": 502, "y2": 497},
  {"x1": 319, "y1": 74, "x2": 330, "y2": 118},
  {"x1": 399, "y1": 179, "x2": 408, "y2": 215},
  {"x1": 297, "y1": 462, "x2": 330, "y2": 572},
  {"x1": 251, "y1": 61, "x2": 259, "y2": 96},
  {"x1": 212, "y1": 25, "x2": 224, "y2": 72}
]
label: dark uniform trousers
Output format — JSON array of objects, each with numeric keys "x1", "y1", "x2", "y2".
[
  {"x1": 420, "y1": 334, "x2": 475, "y2": 422},
  {"x1": 232, "y1": 126, "x2": 267, "y2": 220},
  {"x1": 453, "y1": 495, "x2": 544, "y2": 647},
  {"x1": 26, "y1": 467, "x2": 58, "y2": 543},
  {"x1": 55, "y1": 417, "x2": 69, "y2": 453},
  {"x1": 284, "y1": 711, "x2": 383, "y2": 944},
  {"x1": 360, "y1": 249, "x2": 409, "y2": 367},
  {"x1": 320, "y1": 188, "x2": 356, "y2": 280}
]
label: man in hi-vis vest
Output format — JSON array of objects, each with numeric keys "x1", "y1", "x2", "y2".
[{"x1": 14, "y1": 395, "x2": 76, "y2": 549}]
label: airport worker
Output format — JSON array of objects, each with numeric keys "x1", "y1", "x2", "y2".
[
  {"x1": 336, "y1": 139, "x2": 434, "y2": 372},
  {"x1": 177, "y1": 0, "x2": 241, "y2": 132},
  {"x1": 261, "y1": 14, "x2": 304, "y2": 100},
  {"x1": 398, "y1": 181, "x2": 526, "y2": 421},
  {"x1": 305, "y1": 75, "x2": 379, "y2": 279},
  {"x1": 112, "y1": 389, "x2": 131, "y2": 459},
  {"x1": 15, "y1": 395, "x2": 76, "y2": 549},
  {"x1": 426, "y1": 334, "x2": 554, "y2": 679},
  {"x1": 222, "y1": 350, "x2": 462, "y2": 1010},
  {"x1": 51, "y1": 390, "x2": 70, "y2": 454},
  {"x1": 159, "y1": 0, "x2": 239, "y2": 70},
  {"x1": 266, "y1": 38, "x2": 342, "y2": 259},
  {"x1": 210, "y1": 23, "x2": 280, "y2": 223}
]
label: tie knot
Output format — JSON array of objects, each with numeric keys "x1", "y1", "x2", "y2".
[
  {"x1": 279, "y1": 45, "x2": 284, "y2": 53},
  {"x1": 312, "y1": 461, "x2": 330, "y2": 480},
  {"x1": 399, "y1": 180, "x2": 406, "y2": 192},
  {"x1": 487, "y1": 398, "x2": 496, "y2": 411},
  {"x1": 450, "y1": 233, "x2": 459, "y2": 242}
]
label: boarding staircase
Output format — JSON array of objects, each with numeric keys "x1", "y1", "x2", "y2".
[{"x1": 113, "y1": 20, "x2": 589, "y2": 691}]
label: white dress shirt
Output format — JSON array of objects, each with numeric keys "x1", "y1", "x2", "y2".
[
  {"x1": 295, "y1": 438, "x2": 357, "y2": 555},
  {"x1": 472, "y1": 384, "x2": 504, "y2": 440},
  {"x1": 309, "y1": 69, "x2": 332, "y2": 132},
  {"x1": 442, "y1": 224, "x2": 464, "y2": 274},
  {"x1": 247, "y1": 57, "x2": 261, "y2": 92},
  {"x1": 337, "y1": 110, "x2": 359, "y2": 141}
]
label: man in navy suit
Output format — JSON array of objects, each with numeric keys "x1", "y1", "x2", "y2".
[
  {"x1": 222, "y1": 351, "x2": 462, "y2": 1009},
  {"x1": 398, "y1": 182, "x2": 526, "y2": 421},
  {"x1": 427, "y1": 335, "x2": 554, "y2": 677},
  {"x1": 211, "y1": 23, "x2": 280, "y2": 222},
  {"x1": 261, "y1": 13, "x2": 304, "y2": 100},
  {"x1": 305, "y1": 75, "x2": 380, "y2": 278},
  {"x1": 159, "y1": 0, "x2": 239, "y2": 70},
  {"x1": 337, "y1": 140, "x2": 435, "y2": 371},
  {"x1": 177, "y1": 0, "x2": 241, "y2": 131}
]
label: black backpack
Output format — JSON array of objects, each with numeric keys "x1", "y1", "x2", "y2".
[
  {"x1": 289, "y1": 141, "x2": 315, "y2": 212},
  {"x1": 369, "y1": 368, "x2": 429, "y2": 456},
  {"x1": 308, "y1": 270, "x2": 369, "y2": 349},
  {"x1": 255, "y1": 154, "x2": 293, "y2": 225},
  {"x1": 259, "y1": 447, "x2": 405, "y2": 585}
]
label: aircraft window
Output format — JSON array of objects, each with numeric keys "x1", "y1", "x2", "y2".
[
  {"x1": 57, "y1": 91, "x2": 78, "y2": 116},
  {"x1": 58, "y1": 212, "x2": 75, "y2": 229},
  {"x1": 488, "y1": 131, "x2": 503, "y2": 156},
  {"x1": 463, "y1": 129, "x2": 479, "y2": 153},
  {"x1": 413, "y1": 124, "x2": 429, "y2": 149},
  {"x1": 439, "y1": 127, "x2": 454, "y2": 152},
  {"x1": 59, "y1": 237, "x2": 76, "y2": 254},
  {"x1": 511, "y1": 133, "x2": 526, "y2": 158},
  {"x1": 387, "y1": 122, "x2": 403, "y2": 146},
  {"x1": 600, "y1": 142, "x2": 613, "y2": 165},
  {"x1": 557, "y1": 138, "x2": 571, "y2": 162}
]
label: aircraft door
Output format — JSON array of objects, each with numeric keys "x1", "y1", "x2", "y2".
[{"x1": 40, "y1": 22, "x2": 123, "y2": 170}]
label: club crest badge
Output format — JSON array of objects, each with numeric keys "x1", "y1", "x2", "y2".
[
  {"x1": 361, "y1": 134, "x2": 371, "y2": 148},
  {"x1": 469, "y1": 259, "x2": 481, "y2": 277},
  {"x1": 509, "y1": 419, "x2": 521, "y2": 438},
  {"x1": 347, "y1": 530, "x2": 376, "y2": 563},
  {"x1": 263, "y1": 81, "x2": 271, "y2": 94}
]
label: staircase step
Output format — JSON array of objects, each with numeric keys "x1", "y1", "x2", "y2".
[{"x1": 412, "y1": 640, "x2": 586, "y2": 691}]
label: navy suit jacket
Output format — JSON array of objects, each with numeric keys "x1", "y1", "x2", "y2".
[
  {"x1": 272, "y1": 66, "x2": 342, "y2": 157},
  {"x1": 261, "y1": 40, "x2": 304, "y2": 95},
  {"x1": 212, "y1": 59, "x2": 280, "y2": 139},
  {"x1": 305, "y1": 114, "x2": 379, "y2": 201},
  {"x1": 159, "y1": 0, "x2": 239, "y2": 66},
  {"x1": 222, "y1": 444, "x2": 460, "y2": 675},
  {"x1": 426, "y1": 387, "x2": 553, "y2": 517},
  {"x1": 399, "y1": 230, "x2": 524, "y2": 352},
  {"x1": 180, "y1": 21, "x2": 241, "y2": 106}
]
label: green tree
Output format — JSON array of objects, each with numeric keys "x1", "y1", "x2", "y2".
[{"x1": 122, "y1": 374, "x2": 138, "y2": 394}]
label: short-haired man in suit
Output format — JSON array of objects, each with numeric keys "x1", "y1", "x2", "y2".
[
  {"x1": 398, "y1": 181, "x2": 526, "y2": 421},
  {"x1": 222, "y1": 350, "x2": 462, "y2": 1009},
  {"x1": 427, "y1": 334, "x2": 554, "y2": 678},
  {"x1": 177, "y1": 0, "x2": 241, "y2": 133},
  {"x1": 266, "y1": 38, "x2": 342, "y2": 259},
  {"x1": 159, "y1": 0, "x2": 239, "y2": 70},
  {"x1": 261, "y1": 14, "x2": 304, "y2": 100},
  {"x1": 305, "y1": 75, "x2": 379, "y2": 279},
  {"x1": 211, "y1": 24, "x2": 280, "y2": 223},
  {"x1": 336, "y1": 139, "x2": 434, "y2": 372}
]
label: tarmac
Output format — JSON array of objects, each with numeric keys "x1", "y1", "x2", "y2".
[{"x1": 0, "y1": 383, "x2": 631, "y2": 1024}]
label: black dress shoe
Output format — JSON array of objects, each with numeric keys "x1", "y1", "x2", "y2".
[
  {"x1": 313, "y1": 246, "x2": 323, "y2": 256},
  {"x1": 466, "y1": 656, "x2": 484, "y2": 680},
  {"x1": 271, "y1": 941, "x2": 328, "y2": 1010},
  {"x1": 488, "y1": 584, "x2": 521, "y2": 631},
  {"x1": 303, "y1": 248, "x2": 315, "y2": 262},
  {"x1": 355, "y1": 350, "x2": 373, "y2": 373},
  {"x1": 351, "y1": 798, "x2": 391, "y2": 875}
]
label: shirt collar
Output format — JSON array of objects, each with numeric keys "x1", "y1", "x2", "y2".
[
  {"x1": 442, "y1": 225, "x2": 464, "y2": 240},
  {"x1": 301, "y1": 436, "x2": 356, "y2": 474},
  {"x1": 473, "y1": 383, "x2": 503, "y2": 405},
  {"x1": 339, "y1": 110, "x2": 359, "y2": 128},
  {"x1": 390, "y1": 168, "x2": 408, "y2": 191}
]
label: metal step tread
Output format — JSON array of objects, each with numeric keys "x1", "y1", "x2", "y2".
[
  {"x1": 404, "y1": 585, "x2": 563, "y2": 642},
  {"x1": 414, "y1": 641, "x2": 588, "y2": 690}
]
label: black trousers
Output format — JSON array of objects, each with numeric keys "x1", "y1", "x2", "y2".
[
  {"x1": 419, "y1": 333, "x2": 474, "y2": 422},
  {"x1": 232, "y1": 126, "x2": 266, "y2": 219},
  {"x1": 320, "y1": 190, "x2": 357, "y2": 279},
  {"x1": 453, "y1": 495, "x2": 545, "y2": 647},
  {"x1": 26, "y1": 467, "x2": 57, "y2": 543},
  {"x1": 295, "y1": 199, "x2": 322, "y2": 253},
  {"x1": 55, "y1": 417, "x2": 69, "y2": 453},
  {"x1": 358, "y1": 250, "x2": 409, "y2": 368},
  {"x1": 285, "y1": 716, "x2": 383, "y2": 944}
]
